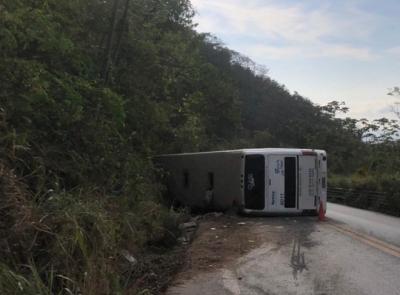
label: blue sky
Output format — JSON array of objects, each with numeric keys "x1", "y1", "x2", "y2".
[{"x1": 191, "y1": 0, "x2": 400, "y2": 119}]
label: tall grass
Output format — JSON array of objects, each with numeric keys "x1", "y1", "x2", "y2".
[{"x1": 0, "y1": 162, "x2": 184, "y2": 294}]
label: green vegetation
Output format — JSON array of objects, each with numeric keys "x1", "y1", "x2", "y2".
[
  {"x1": 328, "y1": 93, "x2": 400, "y2": 215},
  {"x1": 0, "y1": 0, "x2": 399, "y2": 293}
]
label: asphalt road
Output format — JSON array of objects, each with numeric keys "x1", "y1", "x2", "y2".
[
  {"x1": 167, "y1": 203, "x2": 400, "y2": 295},
  {"x1": 327, "y1": 202, "x2": 400, "y2": 247}
]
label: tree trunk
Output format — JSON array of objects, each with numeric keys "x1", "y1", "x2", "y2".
[
  {"x1": 101, "y1": 0, "x2": 120, "y2": 84},
  {"x1": 112, "y1": 0, "x2": 131, "y2": 66}
]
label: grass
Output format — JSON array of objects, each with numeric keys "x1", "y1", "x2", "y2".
[
  {"x1": 329, "y1": 172, "x2": 400, "y2": 216},
  {"x1": 329, "y1": 173, "x2": 400, "y2": 192},
  {"x1": 0, "y1": 161, "x2": 187, "y2": 294}
]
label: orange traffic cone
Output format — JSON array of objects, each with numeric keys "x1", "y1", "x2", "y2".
[{"x1": 318, "y1": 202, "x2": 325, "y2": 221}]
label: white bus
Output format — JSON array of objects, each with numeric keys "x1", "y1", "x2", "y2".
[{"x1": 156, "y1": 148, "x2": 327, "y2": 215}]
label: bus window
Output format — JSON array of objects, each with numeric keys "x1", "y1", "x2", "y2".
[
  {"x1": 183, "y1": 171, "x2": 189, "y2": 188},
  {"x1": 208, "y1": 172, "x2": 214, "y2": 190},
  {"x1": 284, "y1": 157, "x2": 296, "y2": 208},
  {"x1": 244, "y1": 155, "x2": 265, "y2": 210}
]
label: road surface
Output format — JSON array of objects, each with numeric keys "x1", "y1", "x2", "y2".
[{"x1": 167, "y1": 203, "x2": 400, "y2": 295}]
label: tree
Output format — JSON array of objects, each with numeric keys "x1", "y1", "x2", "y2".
[{"x1": 388, "y1": 86, "x2": 400, "y2": 119}]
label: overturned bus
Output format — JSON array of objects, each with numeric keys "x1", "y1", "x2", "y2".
[{"x1": 156, "y1": 148, "x2": 327, "y2": 215}]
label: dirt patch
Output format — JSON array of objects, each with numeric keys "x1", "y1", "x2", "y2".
[
  {"x1": 171, "y1": 214, "x2": 265, "y2": 283},
  {"x1": 167, "y1": 214, "x2": 320, "y2": 291},
  {"x1": 128, "y1": 246, "x2": 187, "y2": 294}
]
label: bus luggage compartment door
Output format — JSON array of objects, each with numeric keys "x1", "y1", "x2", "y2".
[{"x1": 298, "y1": 155, "x2": 318, "y2": 210}]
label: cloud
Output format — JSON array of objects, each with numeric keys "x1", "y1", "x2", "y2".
[
  {"x1": 242, "y1": 44, "x2": 376, "y2": 60},
  {"x1": 191, "y1": 0, "x2": 379, "y2": 60},
  {"x1": 349, "y1": 102, "x2": 398, "y2": 120},
  {"x1": 320, "y1": 45, "x2": 377, "y2": 60},
  {"x1": 192, "y1": 0, "x2": 333, "y2": 41},
  {"x1": 385, "y1": 46, "x2": 400, "y2": 58},
  {"x1": 243, "y1": 45, "x2": 299, "y2": 59}
]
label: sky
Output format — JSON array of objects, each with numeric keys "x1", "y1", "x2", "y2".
[{"x1": 190, "y1": 0, "x2": 400, "y2": 120}]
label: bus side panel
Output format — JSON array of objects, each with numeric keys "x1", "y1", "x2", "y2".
[{"x1": 157, "y1": 153, "x2": 243, "y2": 210}]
